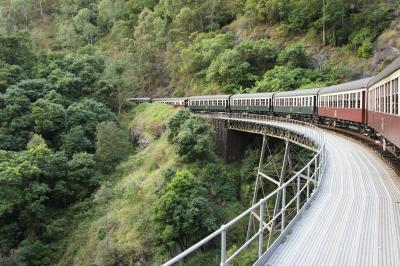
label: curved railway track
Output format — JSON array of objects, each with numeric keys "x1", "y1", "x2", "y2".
[{"x1": 260, "y1": 130, "x2": 400, "y2": 265}]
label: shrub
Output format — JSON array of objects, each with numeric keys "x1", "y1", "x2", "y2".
[
  {"x1": 167, "y1": 108, "x2": 191, "y2": 142},
  {"x1": 95, "y1": 121, "x2": 129, "y2": 173},
  {"x1": 174, "y1": 116, "x2": 214, "y2": 163},
  {"x1": 277, "y1": 43, "x2": 311, "y2": 68},
  {"x1": 153, "y1": 171, "x2": 217, "y2": 250}
]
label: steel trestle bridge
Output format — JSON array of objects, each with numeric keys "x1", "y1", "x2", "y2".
[
  {"x1": 162, "y1": 113, "x2": 400, "y2": 266},
  {"x1": 164, "y1": 113, "x2": 326, "y2": 265}
]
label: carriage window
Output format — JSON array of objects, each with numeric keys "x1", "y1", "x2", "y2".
[
  {"x1": 381, "y1": 85, "x2": 384, "y2": 112},
  {"x1": 395, "y1": 78, "x2": 399, "y2": 115},
  {"x1": 357, "y1": 92, "x2": 361, "y2": 109},
  {"x1": 384, "y1": 84, "x2": 388, "y2": 113},
  {"x1": 344, "y1": 94, "x2": 349, "y2": 108},
  {"x1": 255, "y1": 99, "x2": 260, "y2": 106},
  {"x1": 376, "y1": 87, "x2": 380, "y2": 112}
]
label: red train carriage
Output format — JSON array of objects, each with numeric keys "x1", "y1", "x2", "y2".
[
  {"x1": 367, "y1": 57, "x2": 400, "y2": 152},
  {"x1": 318, "y1": 78, "x2": 372, "y2": 126}
]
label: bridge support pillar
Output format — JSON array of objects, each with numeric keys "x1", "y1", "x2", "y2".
[{"x1": 209, "y1": 118, "x2": 256, "y2": 162}]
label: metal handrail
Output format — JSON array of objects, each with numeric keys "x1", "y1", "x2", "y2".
[{"x1": 163, "y1": 113, "x2": 326, "y2": 266}]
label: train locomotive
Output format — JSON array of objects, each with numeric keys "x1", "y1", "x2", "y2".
[{"x1": 129, "y1": 57, "x2": 400, "y2": 155}]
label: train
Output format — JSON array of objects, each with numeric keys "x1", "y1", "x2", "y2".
[{"x1": 129, "y1": 56, "x2": 400, "y2": 155}]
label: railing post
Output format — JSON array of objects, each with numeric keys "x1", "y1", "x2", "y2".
[
  {"x1": 296, "y1": 175, "x2": 300, "y2": 213},
  {"x1": 307, "y1": 165, "x2": 310, "y2": 199},
  {"x1": 314, "y1": 156, "x2": 318, "y2": 187},
  {"x1": 281, "y1": 186, "x2": 286, "y2": 231},
  {"x1": 221, "y1": 225, "x2": 227, "y2": 266},
  {"x1": 315, "y1": 155, "x2": 320, "y2": 183},
  {"x1": 259, "y1": 200, "x2": 264, "y2": 257}
]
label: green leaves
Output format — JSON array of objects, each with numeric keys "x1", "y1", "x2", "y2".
[
  {"x1": 154, "y1": 171, "x2": 216, "y2": 249},
  {"x1": 32, "y1": 98, "x2": 66, "y2": 136},
  {"x1": 95, "y1": 121, "x2": 129, "y2": 173},
  {"x1": 206, "y1": 49, "x2": 255, "y2": 93},
  {"x1": 167, "y1": 109, "x2": 214, "y2": 163},
  {"x1": 254, "y1": 66, "x2": 323, "y2": 92},
  {"x1": 277, "y1": 43, "x2": 312, "y2": 68},
  {"x1": 167, "y1": 108, "x2": 191, "y2": 142}
]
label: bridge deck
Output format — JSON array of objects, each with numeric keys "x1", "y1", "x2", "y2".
[{"x1": 262, "y1": 131, "x2": 400, "y2": 266}]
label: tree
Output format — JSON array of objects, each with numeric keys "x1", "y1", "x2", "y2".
[
  {"x1": 167, "y1": 108, "x2": 191, "y2": 142},
  {"x1": 0, "y1": 61, "x2": 26, "y2": 92},
  {"x1": 206, "y1": 49, "x2": 256, "y2": 93},
  {"x1": 124, "y1": 0, "x2": 158, "y2": 26},
  {"x1": 253, "y1": 66, "x2": 324, "y2": 92},
  {"x1": 245, "y1": 0, "x2": 290, "y2": 24},
  {"x1": 180, "y1": 32, "x2": 234, "y2": 77},
  {"x1": 153, "y1": 171, "x2": 216, "y2": 250},
  {"x1": 17, "y1": 239, "x2": 51, "y2": 266},
  {"x1": 174, "y1": 116, "x2": 214, "y2": 162},
  {"x1": 101, "y1": 59, "x2": 137, "y2": 115},
  {"x1": 132, "y1": 8, "x2": 167, "y2": 89},
  {"x1": 67, "y1": 152, "x2": 102, "y2": 200},
  {"x1": 66, "y1": 98, "x2": 116, "y2": 136},
  {"x1": 277, "y1": 44, "x2": 311, "y2": 68},
  {"x1": 196, "y1": 163, "x2": 236, "y2": 202},
  {"x1": 0, "y1": 32, "x2": 35, "y2": 72},
  {"x1": 0, "y1": 81, "x2": 49, "y2": 150},
  {"x1": 61, "y1": 126, "x2": 92, "y2": 156},
  {"x1": 235, "y1": 39, "x2": 278, "y2": 72},
  {"x1": 97, "y1": 0, "x2": 124, "y2": 33},
  {"x1": 73, "y1": 8, "x2": 97, "y2": 44},
  {"x1": 32, "y1": 98, "x2": 66, "y2": 137},
  {"x1": 95, "y1": 121, "x2": 129, "y2": 173}
]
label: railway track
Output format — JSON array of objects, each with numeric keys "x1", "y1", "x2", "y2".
[{"x1": 318, "y1": 124, "x2": 400, "y2": 178}]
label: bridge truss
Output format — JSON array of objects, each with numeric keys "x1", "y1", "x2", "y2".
[{"x1": 163, "y1": 113, "x2": 326, "y2": 266}]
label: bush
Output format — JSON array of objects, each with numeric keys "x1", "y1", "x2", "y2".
[
  {"x1": 253, "y1": 66, "x2": 324, "y2": 92},
  {"x1": 235, "y1": 39, "x2": 278, "y2": 71},
  {"x1": 16, "y1": 240, "x2": 51, "y2": 266},
  {"x1": 277, "y1": 43, "x2": 311, "y2": 68},
  {"x1": 95, "y1": 121, "x2": 129, "y2": 173},
  {"x1": 357, "y1": 41, "x2": 374, "y2": 59},
  {"x1": 153, "y1": 171, "x2": 217, "y2": 250},
  {"x1": 206, "y1": 49, "x2": 256, "y2": 93},
  {"x1": 195, "y1": 163, "x2": 236, "y2": 202},
  {"x1": 167, "y1": 108, "x2": 191, "y2": 142},
  {"x1": 175, "y1": 116, "x2": 214, "y2": 163}
]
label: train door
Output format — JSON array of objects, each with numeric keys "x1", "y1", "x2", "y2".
[
  {"x1": 313, "y1": 96, "x2": 317, "y2": 115},
  {"x1": 362, "y1": 91, "x2": 367, "y2": 124}
]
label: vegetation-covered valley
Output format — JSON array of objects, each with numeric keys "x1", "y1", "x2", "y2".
[{"x1": 0, "y1": 0, "x2": 399, "y2": 265}]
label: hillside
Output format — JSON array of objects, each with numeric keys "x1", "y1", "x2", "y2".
[
  {"x1": 57, "y1": 104, "x2": 253, "y2": 265},
  {"x1": 1, "y1": 1, "x2": 399, "y2": 98},
  {"x1": 0, "y1": 1, "x2": 400, "y2": 265}
]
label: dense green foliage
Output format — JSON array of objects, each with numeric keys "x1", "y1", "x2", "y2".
[
  {"x1": 0, "y1": 33, "x2": 129, "y2": 264},
  {"x1": 154, "y1": 171, "x2": 217, "y2": 250},
  {"x1": 0, "y1": 0, "x2": 397, "y2": 264},
  {"x1": 0, "y1": 0, "x2": 394, "y2": 96}
]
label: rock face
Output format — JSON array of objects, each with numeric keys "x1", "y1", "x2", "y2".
[
  {"x1": 130, "y1": 127, "x2": 150, "y2": 150},
  {"x1": 370, "y1": 17, "x2": 400, "y2": 74}
]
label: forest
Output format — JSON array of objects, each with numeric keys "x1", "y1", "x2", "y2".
[{"x1": 0, "y1": 0, "x2": 398, "y2": 265}]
